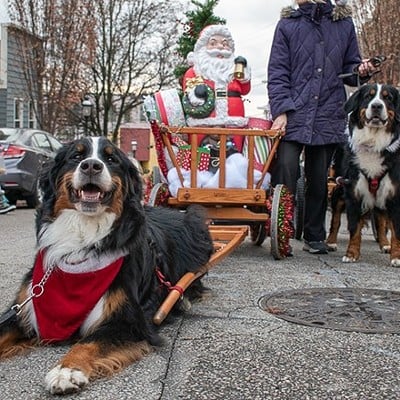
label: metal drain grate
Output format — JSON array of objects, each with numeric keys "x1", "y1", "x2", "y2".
[{"x1": 259, "y1": 287, "x2": 400, "y2": 334}]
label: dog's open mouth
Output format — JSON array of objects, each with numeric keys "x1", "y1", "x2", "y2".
[
  {"x1": 71, "y1": 183, "x2": 113, "y2": 213},
  {"x1": 76, "y1": 184, "x2": 105, "y2": 203},
  {"x1": 366, "y1": 116, "x2": 387, "y2": 126}
]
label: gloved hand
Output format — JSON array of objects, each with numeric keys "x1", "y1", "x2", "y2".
[
  {"x1": 194, "y1": 84, "x2": 209, "y2": 99},
  {"x1": 234, "y1": 56, "x2": 247, "y2": 67}
]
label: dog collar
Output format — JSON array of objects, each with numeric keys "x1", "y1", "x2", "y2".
[{"x1": 32, "y1": 250, "x2": 124, "y2": 342}]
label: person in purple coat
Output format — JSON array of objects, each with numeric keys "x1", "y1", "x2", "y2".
[{"x1": 267, "y1": 0, "x2": 377, "y2": 254}]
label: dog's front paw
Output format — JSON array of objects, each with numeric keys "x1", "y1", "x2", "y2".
[
  {"x1": 381, "y1": 245, "x2": 391, "y2": 254},
  {"x1": 45, "y1": 365, "x2": 89, "y2": 395},
  {"x1": 390, "y1": 258, "x2": 400, "y2": 268},
  {"x1": 342, "y1": 255, "x2": 358, "y2": 263},
  {"x1": 326, "y1": 242, "x2": 337, "y2": 251}
]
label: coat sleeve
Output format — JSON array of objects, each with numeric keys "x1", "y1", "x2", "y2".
[
  {"x1": 267, "y1": 22, "x2": 296, "y2": 119},
  {"x1": 340, "y1": 20, "x2": 366, "y2": 87}
]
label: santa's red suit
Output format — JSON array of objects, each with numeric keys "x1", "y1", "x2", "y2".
[
  {"x1": 182, "y1": 67, "x2": 250, "y2": 127},
  {"x1": 182, "y1": 25, "x2": 251, "y2": 151}
]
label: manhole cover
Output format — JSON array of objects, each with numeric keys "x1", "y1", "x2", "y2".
[{"x1": 259, "y1": 287, "x2": 400, "y2": 334}]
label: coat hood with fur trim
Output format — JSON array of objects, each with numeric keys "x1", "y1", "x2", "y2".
[{"x1": 281, "y1": 3, "x2": 352, "y2": 22}]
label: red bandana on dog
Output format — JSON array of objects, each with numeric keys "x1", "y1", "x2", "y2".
[{"x1": 32, "y1": 250, "x2": 124, "y2": 342}]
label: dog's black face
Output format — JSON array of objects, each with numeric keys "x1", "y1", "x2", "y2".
[
  {"x1": 41, "y1": 137, "x2": 142, "y2": 218},
  {"x1": 345, "y1": 83, "x2": 400, "y2": 132}
]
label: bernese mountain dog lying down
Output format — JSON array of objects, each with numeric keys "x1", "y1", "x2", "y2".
[
  {"x1": 0, "y1": 136, "x2": 214, "y2": 394},
  {"x1": 326, "y1": 83, "x2": 400, "y2": 267}
]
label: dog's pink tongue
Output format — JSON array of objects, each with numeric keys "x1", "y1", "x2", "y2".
[{"x1": 81, "y1": 190, "x2": 101, "y2": 202}]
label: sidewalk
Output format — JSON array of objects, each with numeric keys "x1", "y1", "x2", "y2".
[{"x1": 1, "y1": 210, "x2": 400, "y2": 399}]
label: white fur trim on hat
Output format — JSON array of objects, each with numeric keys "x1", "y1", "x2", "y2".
[{"x1": 194, "y1": 25, "x2": 235, "y2": 53}]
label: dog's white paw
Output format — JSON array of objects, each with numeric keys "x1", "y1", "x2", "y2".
[
  {"x1": 326, "y1": 243, "x2": 337, "y2": 251},
  {"x1": 342, "y1": 255, "x2": 357, "y2": 263},
  {"x1": 45, "y1": 365, "x2": 89, "y2": 395},
  {"x1": 390, "y1": 258, "x2": 400, "y2": 268},
  {"x1": 381, "y1": 245, "x2": 391, "y2": 254}
]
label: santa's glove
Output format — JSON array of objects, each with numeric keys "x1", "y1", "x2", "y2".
[{"x1": 187, "y1": 85, "x2": 207, "y2": 106}]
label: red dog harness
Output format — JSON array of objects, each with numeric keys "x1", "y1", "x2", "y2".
[
  {"x1": 32, "y1": 251, "x2": 124, "y2": 342},
  {"x1": 368, "y1": 178, "x2": 380, "y2": 196}
]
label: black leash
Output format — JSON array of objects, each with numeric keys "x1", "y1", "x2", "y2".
[{"x1": 0, "y1": 307, "x2": 18, "y2": 326}]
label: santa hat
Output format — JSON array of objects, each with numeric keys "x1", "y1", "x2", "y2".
[{"x1": 193, "y1": 24, "x2": 235, "y2": 54}]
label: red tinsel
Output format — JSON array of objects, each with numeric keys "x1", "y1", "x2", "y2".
[
  {"x1": 151, "y1": 121, "x2": 169, "y2": 179},
  {"x1": 265, "y1": 185, "x2": 294, "y2": 258}
]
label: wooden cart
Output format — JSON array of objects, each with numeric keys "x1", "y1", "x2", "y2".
[{"x1": 147, "y1": 121, "x2": 294, "y2": 324}]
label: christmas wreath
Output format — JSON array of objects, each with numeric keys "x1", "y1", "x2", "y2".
[{"x1": 182, "y1": 83, "x2": 215, "y2": 119}]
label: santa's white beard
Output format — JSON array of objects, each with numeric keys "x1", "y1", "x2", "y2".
[{"x1": 193, "y1": 48, "x2": 235, "y2": 87}]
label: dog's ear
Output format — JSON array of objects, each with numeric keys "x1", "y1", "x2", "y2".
[
  {"x1": 344, "y1": 88, "x2": 362, "y2": 114},
  {"x1": 345, "y1": 87, "x2": 368, "y2": 130},
  {"x1": 36, "y1": 143, "x2": 70, "y2": 232},
  {"x1": 114, "y1": 147, "x2": 143, "y2": 202},
  {"x1": 126, "y1": 162, "x2": 143, "y2": 200}
]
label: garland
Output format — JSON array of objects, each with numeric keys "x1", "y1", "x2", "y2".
[
  {"x1": 265, "y1": 185, "x2": 294, "y2": 257},
  {"x1": 150, "y1": 121, "x2": 169, "y2": 178},
  {"x1": 182, "y1": 84, "x2": 215, "y2": 118}
]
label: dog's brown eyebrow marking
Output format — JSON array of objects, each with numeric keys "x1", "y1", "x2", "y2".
[
  {"x1": 104, "y1": 146, "x2": 114, "y2": 155},
  {"x1": 382, "y1": 89, "x2": 389, "y2": 97},
  {"x1": 75, "y1": 143, "x2": 85, "y2": 153},
  {"x1": 369, "y1": 88, "x2": 376, "y2": 96}
]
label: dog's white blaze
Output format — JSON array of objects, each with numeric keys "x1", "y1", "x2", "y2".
[
  {"x1": 72, "y1": 137, "x2": 113, "y2": 191},
  {"x1": 365, "y1": 84, "x2": 389, "y2": 122},
  {"x1": 91, "y1": 136, "x2": 101, "y2": 158}
]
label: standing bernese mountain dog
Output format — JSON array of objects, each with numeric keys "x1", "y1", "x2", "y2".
[
  {"x1": 335, "y1": 83, "x2": 400, "y2": 266},
  {"x1": 0, "y1": 136, "x2": 214, "y2": 394}
]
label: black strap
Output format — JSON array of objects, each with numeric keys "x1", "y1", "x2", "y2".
[{"x1": 0, "y1": 307, "x2": 17, "y2": 327}]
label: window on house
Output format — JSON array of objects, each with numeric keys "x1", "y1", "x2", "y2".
[
  {"x1": 139, "y1": 107, "x2": 147, "y2": 122},
  {"x1": 28, "y1": 100, "x2": 37, "y2": 128},
  {"x1": 124, "y1": 110, "x2": 132, "y2": 123},
  {"x1": 14, "y1": 99, "x2": 23, "y2": 128}
]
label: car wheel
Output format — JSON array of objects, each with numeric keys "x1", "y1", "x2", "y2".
[
  {"x1": 6, "y1": 193, "x2": 18, "y2": 205},
  {"x1": 25, "y1": 179, "x2": 43, "y2": 208}
]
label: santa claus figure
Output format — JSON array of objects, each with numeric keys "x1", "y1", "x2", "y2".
[{"x1": 182, "y1": 24, "x2": 251, "y2": 135}]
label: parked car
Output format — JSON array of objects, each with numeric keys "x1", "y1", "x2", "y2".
[{"x1": 0, "y1": 128, "x2": 63, "y2": 208}]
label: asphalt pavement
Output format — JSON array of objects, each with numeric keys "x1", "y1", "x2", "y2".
[{"x1": 0, "y1": 208, "x2": 399, "y2": 400}]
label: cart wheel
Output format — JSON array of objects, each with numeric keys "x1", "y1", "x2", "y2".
[
  {"x1": 270, "y1": 184, "x2": 295, "y2": 260},
  {"x1": 294, "y1": 172, "x2": 305, "y2": 240},
  {"x1": 147, "y1": 182, "x2": 170, "y2": 207},
  {"x1": 250, "y1": 223, "x2": 267, "y2": 246}
]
